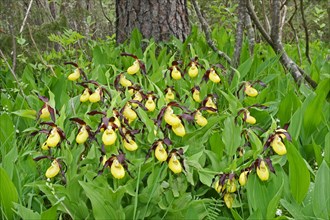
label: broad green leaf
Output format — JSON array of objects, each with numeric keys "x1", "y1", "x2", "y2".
[
  {"x1": 312, "y1": 161, "x2": 330, "y2": 219},
  {"x1": 280, "y1": 199, "x2": 307, "y2": 220},
  {"x1": 11, "y1": 109, "x2": 37, "y2": 119},
  {"x1": 0, "y1": 114, "x2": 16, "y2": 163},
  {"x1": 237, "y1": 57, "x2": 253, "y2": 79},
  {"x1": 14, "y1": 203, "x2": 40, "y2": 219},
  {"x1": 209, "y1": 132, "x2": 224, "y2": 159},
  {"x1": 222, "y1": 117, "x2": 242, "y2": 157},
  {"x1": 303, "y1": 77, "x2": 330, "y2": 137},
  {"x1": 79, "y1": 181, "x2": 124, "y2": 220},
  {"x1": 0, "y1": 167, "x2": 18, "y2": 219},
  {"x1": 286, "y1": 142, "x2": 310, "y2": 203},
  {"x1": 277, "y1": 89, "x2": 301, "y2": 126},
  {"x1": 266, "y1": 179, "x2": 284, "y2": 219}
]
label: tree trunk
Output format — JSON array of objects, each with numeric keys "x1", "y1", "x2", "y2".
[{"x1": 115, "y1": 0, "x2": 190, "y2": 43}]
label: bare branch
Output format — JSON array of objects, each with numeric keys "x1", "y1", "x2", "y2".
[
  {"x1": 247, "y1": 0, "x2": 317, "y2": 88},
  {"x1": 191, "y1": 0, "x2": 232, "y2": 65},
  {"x1": 261, "y1": 0, "x2": 271, "y2": 34},
  {"x1": 19, "y1": 0, "x2": 34, "y2": 34},
  {"x1": 288, "y1": 0, "x2": 302, "y2": 65},
  {"x1": 246, "y1": 1, "x2": 273, "y2": 45},
  {"x1": 299, "y1": 0, "x2": 312, "y2": 63},
  {"x1": 27, "y1": 25, "x2": 57, "y2": 77}
]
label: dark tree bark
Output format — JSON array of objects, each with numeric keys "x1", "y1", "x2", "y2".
[
  {"x1": 232, "y1": 0, "x2": 246, "y2": 68},
  {"x1": 115, "y1": 0, "x2": 190, "y2": 43}
]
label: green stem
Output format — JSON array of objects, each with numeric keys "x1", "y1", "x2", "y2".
[{"x1": 133, "y1": 164, "x2": 141, "y2": 220}]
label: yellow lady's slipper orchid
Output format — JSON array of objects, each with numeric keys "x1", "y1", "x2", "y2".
[
  {"x1": 110, "y1": 159, "x2": 125, "y2": 179},
  {"x1": 127, "y1": 60, "x2": 140, "y2": 75},
  {"x1": 195, "y1": 111, "x2": 208, "y2": 127},
  {"x1": 41, "y1": 141, "x2": 49, "y2": 150},
  {"x1": 245, "y1": 111, "x2": 256, "y2": 125},
  {"x1": 45, "y1": 160, "x2": 60, "y2": 179},
  {"x1": 145, "y1": 96, "x2": 156, "y2": 112},
  {"x1": 205, "y1": 97, "x2": 217, "y2": 113},
  {"x1": 123, "y1": 104, "x2": 137, "y2": 123},
  {"x1": 68, "y1": 68, "x2": 80, "y2": 81},
  {"x1": 123, "y1": 135, "x2": 138, "y2": 151},
  {"x1": 257, "y1": 160, "x2": 269, "y2": 181},
  {"x1": 40, "y1": 106, "x2": 50, "y2": 119},
  {"x1": 46, "y1": 127, "x2": 61, "y2": 147},
  {"x1": 113, "y1": 116, "x2": 121, "y2": 128},
  {"x1": 80, "y1": 88, "x2": 90, "y2": 102},
  {"x1": 119, "y1": 74, "x2": 132, "y2": 87},
  {"x1": 165, "y1": 89, "x2": 175, "y2": 102},
  {"x1": 164, "y1": 107, "x2": 181, "y2": 126},
  {"x1": 192, "y1": 89, "x2": 201, "y2": 103},
  {"x1": 76, "y1": 125, "x2": 89, "y2": 144},
  {"x1": 188, "y1": 63, "x2": 198, "y2": 78},
  {"x1": 209, "y1": 69, "x2": 220, "y2": 83},
  {"x1": 226, "y1": 179, "x2": 237, "y2": 193},
  {"x1": 171, "y1": 66, "x2": 182, "y2": 80},
  {"x1": 270, "y1": 134, "x2": 287, "y2": 155},
  {"x1": 102, "y1": 155, "x2": 107, "y2": 165},
  {"x1": 214, "y1": 181, "x2": 223, "y2": 193},
  {"x1": 132, "y1": 91, "x2": 143, "y2": 107},
  {"x1": 102, "y1": 127, "x2": 117, "y2": 146},
  {"x1": 168, "y1": 154, "x2": 182, "y2": 174},
  {"x1": 89, "y1": 88, "x2": 101, "y2": 103},
  {"x1": 245, "y1": 84, "x2": 258, "y2": 97},
  {"x1": 155, "y1": 142, "x2": 168, "y2": 162},
  {"x1": 172, "y1": 123, "x2": 186, "y2": 137},
  {"x1": 239, "y1": 171, "x2": 248, "y2": 186},
  {"x1": 224, "y1": 193, "x2": 234, "y2": 209}
]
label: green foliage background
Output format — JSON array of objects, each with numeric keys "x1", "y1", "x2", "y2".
[{"x1": 0, "y1": 25, "x2": 329, "y2": 219}]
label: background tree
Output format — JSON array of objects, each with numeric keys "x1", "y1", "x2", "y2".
[{"x1": 115, "y1": 0, "x2": 190, "y2": 43}]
